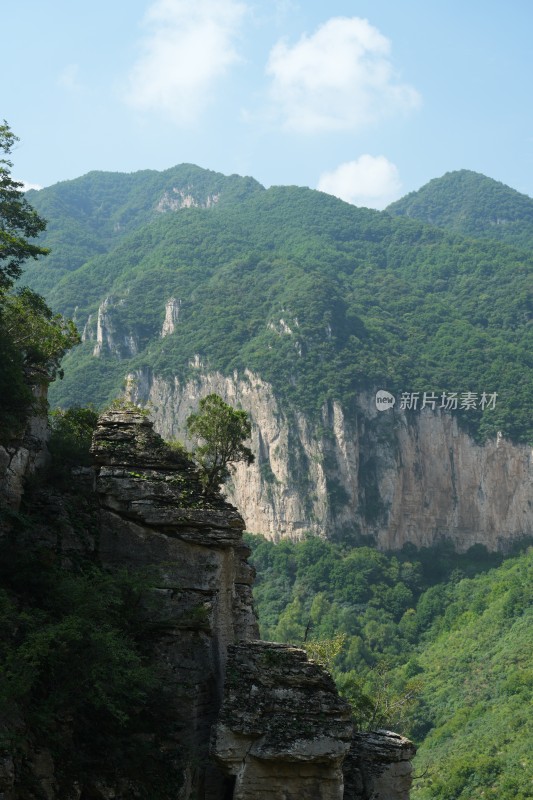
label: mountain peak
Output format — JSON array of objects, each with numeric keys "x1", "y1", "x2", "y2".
[{"x1": 386, "y1": 169, "x2": 533, "y2": 249}]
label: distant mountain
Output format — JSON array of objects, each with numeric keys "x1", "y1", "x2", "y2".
[
  {"x1": 386, "y1": 170, "x2": 533, "y2": 251},
  {"x1": 24, "y1": 165, "x2": 264, "y2": 295}
]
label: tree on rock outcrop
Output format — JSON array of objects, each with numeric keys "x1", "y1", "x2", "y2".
[{"x1": 186, "y1": 393, "x2": 254, "y2": 494}]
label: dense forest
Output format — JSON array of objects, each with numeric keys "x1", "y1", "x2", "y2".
[
  {"x1": 23, "y1": 166, "x2": 533, "y2": 444},
  {"x1": 245, "y1": 533, "x2": 533, "y2": 800}
]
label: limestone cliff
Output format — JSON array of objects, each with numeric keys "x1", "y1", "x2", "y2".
[
  {"x1": 343, "y1": 730, "x2": 416, "y2": 800},
  {"x1": 91, "y1": 297, "x2": 139, "y2": 358},
  {"x1": 212, "y1": 641, "x2": 416, "y2": 800},
  {"x1": 125, "y1": 368, "x2": 533, "y2": 552},
  {"x1": 91, "y1": 410, "x2": 417, "y2": 800}
]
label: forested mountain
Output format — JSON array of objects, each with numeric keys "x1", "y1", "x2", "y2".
[
  {"x1": 387, "y1": 169, "x2": 533, "y2": 251},
  {"x1": 24, "y1": 164, "x2": 263, "y2": 295},
  {"x1": 23, "y1": 168, "x2": 533, "y2": 445}
]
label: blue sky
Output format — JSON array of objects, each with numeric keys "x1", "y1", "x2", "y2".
[{"x1": 2, "y1": 0, "x2": 532, "y2": 208}]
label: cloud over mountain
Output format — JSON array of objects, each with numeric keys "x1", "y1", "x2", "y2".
[
  {"x1": 266, "y1": 16, "x2": 421, "y2": 133},
  {"x1": 317, "y1": 154, "x2": 402, "y2": 208}
]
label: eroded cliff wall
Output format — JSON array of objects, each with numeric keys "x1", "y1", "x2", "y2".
[
  {"x1": 126, "y1": 368, "x2": 533, "y2": 552},
  {"x1": 90, "y1": 408, "x2": 259, "y2": 798}
]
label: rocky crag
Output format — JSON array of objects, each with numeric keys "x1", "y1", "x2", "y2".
[
  {"x1": 212, "y1": 640, "x2": 353, "y2": 800},
  {"x1": 126, "y1": 367, "x2": 533, "y2": 553},
  {"x1": 90, "y1": 407, "x2": 258, "y2": 798},
  {"x1": 0, "y1": 407, "x2": 415, "y2": 799}
]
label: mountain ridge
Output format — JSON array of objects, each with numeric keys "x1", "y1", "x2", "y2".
[{"x1": 32, "y1": 174, "x2": 531, "y2": 443}]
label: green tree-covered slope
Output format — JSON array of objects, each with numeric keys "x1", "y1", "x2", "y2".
[
  {"x1": 386, "y1": 169, "x2": 533, "y2": 251},
  {"x1": 23, "y1": 168, "x2": 533, "y2": 443},
  {"x1": 410, "y1": 554, "x2": 532, "y2": 800},
  {"x1": 24, "y1": 164, "x2": 264, "y2": 295},
  {"x1": 245, "y1": 533, "x2": 533, "y2": 800}
]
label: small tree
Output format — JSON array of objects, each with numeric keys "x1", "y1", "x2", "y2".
[
  {"x1": 186, "y1": 394, "x2": 254, "y2": 494},
  {"x1": 3, "y1": 287, "x2": 79, "y2": 381}
]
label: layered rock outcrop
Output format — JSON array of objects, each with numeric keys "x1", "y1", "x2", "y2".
[
  {"x1": 343, "y1": 730, "x2": 416, "y2": 800},
  {"x1": 212, "y1": 641, "x2": 353, "y2": 799},
  {"x1": 91, "y1": 409, "x2": 416, "y2": 799},
  {"x1": 91, "y1": 407, "x2": 259, "y2": 797},
  {"x1": 125, "y1": 367, "x2": 533, "y2": 552}
]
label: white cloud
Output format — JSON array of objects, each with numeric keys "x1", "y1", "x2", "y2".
[
  {"x1": 125, "y1": 0, "x2": 247, "y2": 124},
  {"x1": 266, "y1": 16, "x2": 420, "y2": 132},
  {"x1": 317, "y1": 155, "x2": 402, "y2": 209}
]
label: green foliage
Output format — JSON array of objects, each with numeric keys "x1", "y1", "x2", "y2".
[
  {"x1": 23, "y1": 164, "x2": 264, "y2": 296},
  {"x1": 245, "y1": 533, "x2": 533, "y2": 799},
  {"x1": 0, "y1": 121, "x2": 79, "y2": 442},
  {"x1": 301, "y1": 632, "x2": 347, "y2": 672},
  {"x1": 410, "y1": 551, "x2": 533, "y2": 800},
  {"x1": 2, "y1": 287, "x2": 79, "y2": 381},
  {"x1": 165, "y1": 438, "x2": 188, "y2": 455},
  {"x1": 186, "y1": 393, "x2": 254, "y2": 493},
  {"x1": 0, "y1": 287, "x2": 80, "y2": 441},
  {"x1": 335, "y1": 661, "x2": 423, "y2": 733},
  {"x1": 0, "y1": 537, "x2": 183, "y2": 795},
  {"x1": 0, "y1": 121, "x2": 49, "y2": 289},
  {"x1": 105, "y1": 397, "x2": 150, "y2": 416},
  {"x1": 0, "y1": 124, "x2": 80, "y2": 441},
  {"x1": 48, "y1": 405, "x2": 99, "y2": 472},
  {"x1": 0, "y1": 319, "x2": 34, "y2": 440}
]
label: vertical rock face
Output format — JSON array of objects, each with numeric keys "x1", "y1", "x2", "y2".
[
  {"x1": 161, "y1": 297, "x2": 181, "y2": 337},
  {"x1": 126, "y1": 368, "x2": 533, "y2": 552},
  {"x1": 92, "y1": 297, "x2": 138, "y2": 358},
  {"x1": 91, "y1": 409, "x2": 259, "y2": 797},
  {"x1": 212, "y1": 641, "x2": 353, "y2": 800},
  {"x1": 90, "y1": 411, "x2": 417, "y2": 800},
  {"x1": 156, "y1": 188, "x2": 220, "y2": 212}
]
